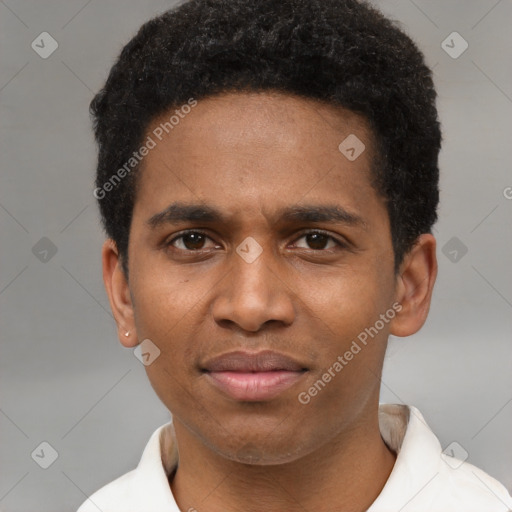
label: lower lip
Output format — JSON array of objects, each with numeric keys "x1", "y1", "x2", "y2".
[{"x1": 205, "y1": 370, "x2": 306, "y2": 401}]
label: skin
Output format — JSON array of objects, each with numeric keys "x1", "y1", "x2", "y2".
[{"x1": 102, "y1": 91, "x2": 437, "y2": 512}]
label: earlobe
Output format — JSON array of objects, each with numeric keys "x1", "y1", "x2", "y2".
[
  {"x1": 101, "y1": 239, "x2": 139, "y2": 348},
  {"x1": 390, "y1": 234, "x2": 437, "y2": 338}
]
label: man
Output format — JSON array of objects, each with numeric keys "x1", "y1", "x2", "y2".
[{"x1": 79, "y1": 0, "x2": 512, "y2": 510}]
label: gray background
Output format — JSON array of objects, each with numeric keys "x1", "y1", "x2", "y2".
[{"x1": 1, "y1": 1, "x2": 511, "y2": 510}]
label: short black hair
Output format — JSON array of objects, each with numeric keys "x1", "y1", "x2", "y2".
[{"x1": 90, "y1": 0, "x2": 441, "y2": 276}]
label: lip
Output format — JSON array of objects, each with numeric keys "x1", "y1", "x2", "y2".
[
  {"x1": 202, "y1": 350, "x2": 308, "y2": 401},
  {"x1": 202, "y1": 350, "x2": 307, "y2": 373}
]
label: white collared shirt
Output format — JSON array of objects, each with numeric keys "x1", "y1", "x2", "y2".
[{"x1": 77, "y1": 404, "x2": 512, "y2": 511}]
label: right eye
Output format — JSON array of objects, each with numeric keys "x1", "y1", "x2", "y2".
[{"x1": 166, "y1": 230, "x2": 220, "y2": 252}]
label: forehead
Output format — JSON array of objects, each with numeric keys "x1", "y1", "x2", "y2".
[
  {"x1": 146, "y1": 91, "x2": 375, "y2": 161},
  {"x1": 133, "y1": 91, "x2": 384, "y2": 228}
]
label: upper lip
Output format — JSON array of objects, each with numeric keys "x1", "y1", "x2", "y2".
[{"x1": 202, "y1": 350, "x2": 307, "y2": 372}]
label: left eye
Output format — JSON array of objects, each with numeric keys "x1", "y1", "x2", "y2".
[{"x1": 292, "y1": 232, "x2": 342, "y2": 250}]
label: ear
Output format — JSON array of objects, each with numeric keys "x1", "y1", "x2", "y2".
[
  {"x1": 102, "y1": 239, "x2": 138, "y2": 348},
  {"x1": 390, "y1": 233, "x2": 437, "y2": 337}
]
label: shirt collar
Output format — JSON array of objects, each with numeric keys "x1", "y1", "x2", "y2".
[
  {"x1": 130, "y1": 421, "x2": 178, "y2": 509},
  {"x1": 368, "y1": 404, "x2": 442, "y2": 510}
]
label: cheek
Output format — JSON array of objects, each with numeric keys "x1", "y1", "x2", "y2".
[
  {"x1": 298, "y1": 262, "x2": 394, "y2": 387},
  {"x1": 302, "y1": 265, "x2": 385, "y2": 334},
  {"x1": 295, "y1": 274, "x2": 391, "y2": 420},
  {"x1": 130, "y1": 265, "x2": 200, "y2": 337},
  {"x1": 129, "y1": 274, "x2": 205, "y2": 397},
  {"x1": 132, "y1": 275, "x2": 202, "y2": 412}
]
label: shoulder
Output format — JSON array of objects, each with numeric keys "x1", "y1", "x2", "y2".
[
  {"x1": 76, "y1": 469, "x2": 138, "y2": 512},
  {"x1": 373, "y1": 404, "x2": 512, "y2": 511},
  {"x1": 432, "y1": 456, "x2": 512, "y2": 510},
  {"x1": 76, "y1": 421, "x2": 178, "y2": 512}
]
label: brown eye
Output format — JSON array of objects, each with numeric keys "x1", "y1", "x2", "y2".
[
  {"x1": 168, "y1": 231, "x2": 216, "y2": 251},
  {"x1": 293, "y1": 231, "x2": 341, "y2": 250},
  {"x1": 306, "y1": 233, "x2": 330, "y2": 250}
]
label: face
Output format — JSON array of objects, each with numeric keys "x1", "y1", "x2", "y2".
[{"x1": 109, "y1": 92, "x2": 417, "y2": 465}]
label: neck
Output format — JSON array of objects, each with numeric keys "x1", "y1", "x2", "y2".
[{"x1": 169, "y1": 408, "x2": 396, "y2": 512}]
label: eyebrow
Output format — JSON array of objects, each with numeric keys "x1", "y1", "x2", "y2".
[{"x1": 146, "y1": 202, "x2": 367, "y2": 230}]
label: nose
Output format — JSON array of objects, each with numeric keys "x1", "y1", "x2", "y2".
[{"x1": 211, "y1": 245, "x2": 296, "y2": 333}]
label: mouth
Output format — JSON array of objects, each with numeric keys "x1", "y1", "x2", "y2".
[{"x1": 201, "y1": 350, "x2": 308, "y2": 401}]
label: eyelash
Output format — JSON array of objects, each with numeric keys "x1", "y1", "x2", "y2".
[{"x1": 165, "y1": 229, "x2": 348, "y2": 252}]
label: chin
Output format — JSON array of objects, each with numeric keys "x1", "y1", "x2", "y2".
[{"x1": 207, "y1": 430, "x2": 313, "y2": 466}]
